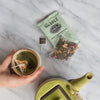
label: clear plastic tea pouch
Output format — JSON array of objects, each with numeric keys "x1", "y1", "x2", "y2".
[{"x1": 38, "y1": 11, "x2": 80, "y2": 60}]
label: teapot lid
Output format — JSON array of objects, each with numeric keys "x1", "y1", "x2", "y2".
[{"x1": 35, "y1": 78, "x2": 77, "y2": 100}]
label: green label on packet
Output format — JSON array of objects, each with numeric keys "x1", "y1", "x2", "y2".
[{"x1": 38, "y1": 11, "x2": 79, "y2": 48}]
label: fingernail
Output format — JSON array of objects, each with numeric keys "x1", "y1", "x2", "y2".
[
  {"x1": 40, "y1": 66, "x2": 44, "y2": 71},
  {"x1": 11, "y1": 49, "x2": 16, "y2": 53}
]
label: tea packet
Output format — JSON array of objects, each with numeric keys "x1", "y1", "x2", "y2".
[
  {"x1": 38, "y1": 11, "x2": 79, "y2": 48},
  {"x1": 38, "y1": 11, "x2": 79, "y2": 60}
]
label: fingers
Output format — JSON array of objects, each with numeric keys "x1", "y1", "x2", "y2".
[
  {"x1": 24, "y1": 66, "x2": 44, "y2": 84},
  {"x1": 9, "y1": 66, "x2": 44, "y2": 88},
  {"x1": 11, "y1": 66, "x2": 44, "y2": 87},
  {"x1": 2, "y1": 49, "x2": 16, "y2": 69}
]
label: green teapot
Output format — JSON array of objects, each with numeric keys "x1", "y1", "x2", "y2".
[{"x1": 35, "y1": 72, "x2": 93, "y2": 100}]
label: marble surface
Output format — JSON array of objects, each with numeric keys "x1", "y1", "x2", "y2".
[{"x1": 0, "y1": 0, "x2": 100, "y2": 100}]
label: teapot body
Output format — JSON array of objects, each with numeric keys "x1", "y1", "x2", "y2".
[
  {"x1": 35, "y1": 78, "x2": 77, "y2": 100},
  {"x1": 35, "y1": 73, "x2": 93, "y2": 100}
]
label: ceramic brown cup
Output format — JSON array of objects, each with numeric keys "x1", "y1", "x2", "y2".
[{"x1": 12, "y1": 49, "x2": 41, "y2": 76}]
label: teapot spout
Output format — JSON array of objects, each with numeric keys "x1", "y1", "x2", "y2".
[{"x1": 70, "y1": 72, "x2": 93, "y2": 92}]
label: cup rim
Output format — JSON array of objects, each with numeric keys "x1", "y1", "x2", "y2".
[{"x1": 11, "y1": 49, "x2": 41, "y2": 76}]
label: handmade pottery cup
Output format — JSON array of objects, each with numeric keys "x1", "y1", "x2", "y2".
[{"x1": 12, "y1": 49, "x2": 41, "y2": 76}]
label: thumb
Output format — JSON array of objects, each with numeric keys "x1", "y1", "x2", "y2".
[{"x1": 2, "y1": 49, "x2": 16, "y2": 68}]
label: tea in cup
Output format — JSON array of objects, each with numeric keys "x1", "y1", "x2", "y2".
[{"x1": 12, "y1": 49, "x2": 41, "y2": 76}]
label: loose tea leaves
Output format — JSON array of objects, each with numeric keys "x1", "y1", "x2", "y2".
[{"x1": 51, "y1": 38, "x2": 78, "y2": 60}]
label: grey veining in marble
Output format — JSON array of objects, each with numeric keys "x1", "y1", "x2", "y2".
[{"x1": 0, "y1": 0, "x2": 100, "y2": 100}]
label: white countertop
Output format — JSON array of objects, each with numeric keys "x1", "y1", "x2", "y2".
[{"x1": 0, "y1": 0, "x2": 100, "y2": 100}]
